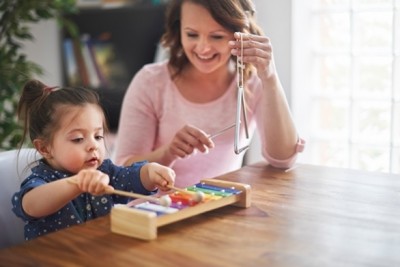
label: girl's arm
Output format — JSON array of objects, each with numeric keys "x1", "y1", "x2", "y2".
[
  {"x1": 22, "y1": 169, "x2": 111, "y2": 218},
  {"x1": 139, "y1": 162, "x2": 176, "y2": 192},
  {"x1": 22, "y1": 178, "x2": 81, "y2": 218}
]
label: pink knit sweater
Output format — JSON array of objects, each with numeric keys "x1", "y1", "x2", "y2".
[{"x1": 114, "y1": 61, "x2": 304, "y2": 187}]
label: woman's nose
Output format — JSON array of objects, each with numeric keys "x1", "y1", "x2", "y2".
[{"x1": 197, "y1": 37, "x2": 211, "y2": 53}]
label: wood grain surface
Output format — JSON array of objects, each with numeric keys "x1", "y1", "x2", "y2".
[{"x1": 0, "y1": 162, "x2": 399, "y2": 267}]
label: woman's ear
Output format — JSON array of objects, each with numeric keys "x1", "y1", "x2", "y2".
[{"x1": 33, "y1": 139, "x2": 52, "y2": 159}]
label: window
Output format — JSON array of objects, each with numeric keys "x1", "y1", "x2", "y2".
[{"x1": 292, "y1": 0, "x2": 400, "y2": 173}]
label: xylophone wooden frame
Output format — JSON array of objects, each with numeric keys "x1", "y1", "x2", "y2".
[{"x1": 110, "y1": 178, "x2": 251, "y2": 240}]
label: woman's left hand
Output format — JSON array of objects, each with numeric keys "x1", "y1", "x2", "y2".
[{"x1": 229, "y1": 32, "x2": 277, "y2": 80}]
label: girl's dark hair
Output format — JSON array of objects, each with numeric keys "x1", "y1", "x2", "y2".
[
  {"x1": 160, "y1": 0, "x2": 263, "y2": 80},
  {"x1": 17, "y1": 79, "x2": 107, "y2": 148}
]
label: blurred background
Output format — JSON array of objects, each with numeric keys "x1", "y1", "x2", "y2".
[{"x1": 13, "y1": 0, "x2": 400, "y2": 174}]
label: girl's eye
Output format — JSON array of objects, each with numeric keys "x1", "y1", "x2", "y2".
[
  {"x1": 71, "y1": 138, "x2": 84, "y2": 143},
  {"x1": 95, "y1": 135, "x2": 104, "y2": 141}
]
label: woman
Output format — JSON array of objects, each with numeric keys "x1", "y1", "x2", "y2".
[{"x1": 115, "y1": 0, "x2": 304, "y2": 187}]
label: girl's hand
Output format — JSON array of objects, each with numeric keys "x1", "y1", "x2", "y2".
[
  {"x1": 145, "y1": 162, "x2": 176, "y2": 192},
  {"x1": 168, "y1": 124, "x2": 214, "y2": 159},
  {"x1": 71, "y1": 169, "x2": 113, "y2": 196},
  {"x1": 229, "y1": 32, "x2": 277, "y2": 81}
]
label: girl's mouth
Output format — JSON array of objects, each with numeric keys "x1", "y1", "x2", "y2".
[{"x1": 86, "y1": 158, "x2": 99, "y2": 166}]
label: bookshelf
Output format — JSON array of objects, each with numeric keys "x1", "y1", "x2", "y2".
[{"x1": 61, "y1": 1, "x2": 167, "y2": 131}]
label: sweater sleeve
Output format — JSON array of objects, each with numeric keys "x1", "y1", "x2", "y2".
[
  {"x1": 114, "y1": 64, "x2": 161, "y2": 165},
  {"x1": 11, "y1": 176, "x2": 46, "y2": 221},
  {"x1": 101, "y1": 159, "x2": 151, "y2": 196},
  {"x1": 248, "y1": 75, "x2": 305, "y2": 169},
  {"x1": 262, "y1": 137, "x2": 305, "y2": 169}
]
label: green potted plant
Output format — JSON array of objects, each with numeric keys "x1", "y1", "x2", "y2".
[{"x1": 0, "y1": 0, "x2": 78, "y2": 150}]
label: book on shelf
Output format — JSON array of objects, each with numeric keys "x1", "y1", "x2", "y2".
[
  {"x1": 72, "y1": 37, "x2": 90, "y2": 87},
  {"x1": 86, "y1": 39, "x2": 108, "y2": 88},
  {"x1": 63, "y1": 33, "x2": 128, "y2": 89},
  {"x1": 81, "y1": 34, "x2": 101, "y2": 88},
  {"x1": 63, "y1": 38, "x2": 80, "y2": 86}
]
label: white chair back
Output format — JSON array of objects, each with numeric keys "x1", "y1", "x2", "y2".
[{"x1": 0, "y1": 148, "x2": 39, "y2": 249}]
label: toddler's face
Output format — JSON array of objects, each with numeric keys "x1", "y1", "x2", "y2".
[{"x1": 46, "y1": 104, "x2": 106, "y2": 174}]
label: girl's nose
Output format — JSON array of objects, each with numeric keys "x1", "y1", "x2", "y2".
[{"x1": 88, "y1": 140, "x2": 98, "y2": 151}]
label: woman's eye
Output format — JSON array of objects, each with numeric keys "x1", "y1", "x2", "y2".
[
  {"x1": 186, "y1": 32, "x2": 198, "y2": 38},
  {"x1": 211, "y1": 35, "x2": 224, "y2": 40}
]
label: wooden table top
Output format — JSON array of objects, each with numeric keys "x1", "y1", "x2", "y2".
[{"x1": 0, "y1": 162, "x2": 399, "y2": 267}]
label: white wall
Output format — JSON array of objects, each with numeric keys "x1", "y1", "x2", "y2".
[
  {"x1": 22, "y1": 20, "x2": 62, "y2": 85},
  {"x1": 253, "y1": 0, "x2": 292, "y2": 101},
  {"x1": 245, "y1": 0, "x2": 292, "y2": 164}
]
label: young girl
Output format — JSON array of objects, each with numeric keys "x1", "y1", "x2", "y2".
[{"x1": 12, "y1": 79, "x2": 176, "y2": 240}]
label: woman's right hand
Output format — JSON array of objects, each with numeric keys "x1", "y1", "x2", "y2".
[{"x1": 167, "y1": 124, "x2": 215, "y2": 159}]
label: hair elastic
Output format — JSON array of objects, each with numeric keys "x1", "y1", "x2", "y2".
[{"x1": 43, "y1": 86, "x2": 61, "y2": 93}]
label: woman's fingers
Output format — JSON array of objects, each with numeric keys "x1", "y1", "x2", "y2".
[
  {"x1": 230, "y1": 32, "x2": 276, "y2": 76},
  {"x1": 170, "y1": 125, "x2": 214, "y2": 158}
]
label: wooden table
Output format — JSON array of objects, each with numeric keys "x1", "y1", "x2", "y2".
[{"x1": 1, "y1": 163, "x2": 399, "y2": 267}]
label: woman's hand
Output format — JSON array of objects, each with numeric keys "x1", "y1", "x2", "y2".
[
  {"x1": 167, "y1": 124, "x2": 215, "y2": 159},
  {"x1": 71, "y1": 169, "x2": 113, "y2": 196},
  {"x1": 229, "y1": 32, "x2": 277, "y2": 81}
]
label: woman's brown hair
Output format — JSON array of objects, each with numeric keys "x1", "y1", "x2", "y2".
[{"x1": 160, "y1": 0, "x2": 263, "y2": 81}]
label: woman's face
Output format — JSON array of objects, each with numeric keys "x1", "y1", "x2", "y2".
[{"x1": 180, "y1": 1, "x2": 234, "y2": 74}]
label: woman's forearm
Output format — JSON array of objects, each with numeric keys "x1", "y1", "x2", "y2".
[{"x1": 260, "y1": 75, "x2": 299, "y2": 160}]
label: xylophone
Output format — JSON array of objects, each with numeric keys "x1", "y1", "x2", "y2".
[{"x1": 110, "y1": 178, "x2": 251, "y2": 240}]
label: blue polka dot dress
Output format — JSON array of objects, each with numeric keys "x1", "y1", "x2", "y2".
[{"x1": 12, "y1": 159, "x2": 151, "y2": 240}]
